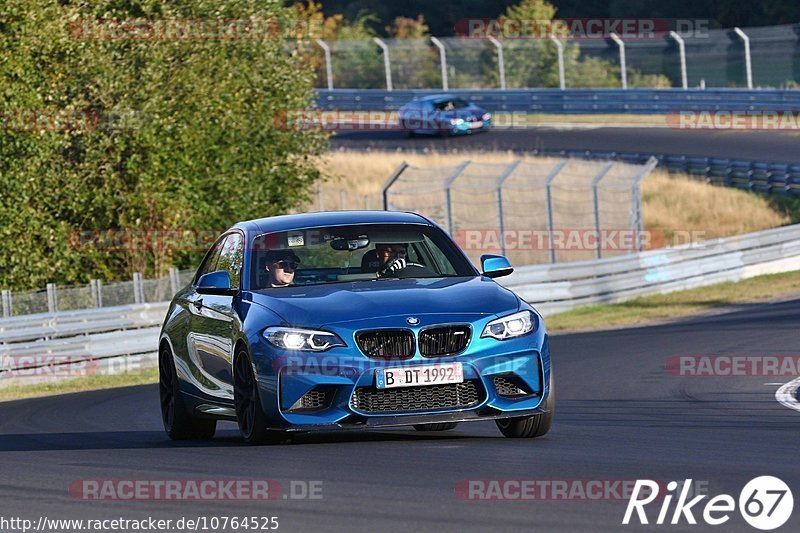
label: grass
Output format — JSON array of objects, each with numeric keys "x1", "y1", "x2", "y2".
[
  {"x1": 313, "y1": 151, "x2": 790, "y2": 245},
  {"x1": 545, "y1": 270, "x2": 800, "y2": 332},
  {"x1": 0, "y1": 366, "x2": 158, "y2": 402}
]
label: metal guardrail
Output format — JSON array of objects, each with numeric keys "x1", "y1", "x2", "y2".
[
  {"x1": 502, "y1": 223, "x2": 800, "y2": 315},
  {"x1": 524, "y1": 150, "x2": 800, "y2": 197},
  {"x1": 317, "y1": 89, "x2": 800, "y2": 113}
]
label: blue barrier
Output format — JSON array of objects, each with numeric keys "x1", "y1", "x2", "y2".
[
  {"x1": 529, "y1": 150, "x2": 800, "y2": 196},
  {"x1": 316, "y1": 89, "x2": 800, "y2": 114}
]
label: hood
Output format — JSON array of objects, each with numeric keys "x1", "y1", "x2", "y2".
[{"x1": 249, "y1": 276, "x2": 519, "y2": 328}]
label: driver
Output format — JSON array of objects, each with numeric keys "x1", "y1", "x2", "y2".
[
  {"x1": 376, "y1": 243, "x2": 408, "y2": 277},
  {"x1": 265, "y1": 250, "x2": 300, "y2": 287}
]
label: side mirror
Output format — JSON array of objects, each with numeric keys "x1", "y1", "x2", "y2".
[
  {"x1": 196, "y1": 270, "x2": 237, "y2": 296},
  {"x1": 481, "y1": 255, "x2": 513, "y2": 279}
]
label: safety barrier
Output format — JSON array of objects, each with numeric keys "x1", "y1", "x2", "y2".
[{"x1": 317, "y1": 88, "x2": 800, "y2": 113}]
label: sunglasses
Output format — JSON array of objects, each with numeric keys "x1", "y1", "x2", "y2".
[{"x1": 275, "y1": 260, "x2": 298, "y2": 270}]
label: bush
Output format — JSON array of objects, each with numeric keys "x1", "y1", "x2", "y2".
[{"x1": 0, "y1": 0, "x2": 328, "y2": 290}]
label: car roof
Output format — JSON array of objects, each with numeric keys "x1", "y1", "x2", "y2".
[
  {"x1": 414, "y1": 94, "x2": 464, "y2": 102},
  {"x1": 233, "y1": 211, "x2": 433, "y2": 234}
]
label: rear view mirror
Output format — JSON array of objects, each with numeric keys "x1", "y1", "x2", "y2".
[
  {"x1": 481, "y1": 255, "x2": 514, "y2": 279},
  {"x1": 196, "y1": 270, "x2": 237, "y2": 295},
  {"x1": 331, "y1": 235, "x2": 370, "y2": 251}
]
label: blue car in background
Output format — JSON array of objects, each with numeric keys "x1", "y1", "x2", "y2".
[
  {"x1": 398, "y1": 95, "x2": 492, "y2": 136},
  {"x1": 159, "y1": 211, "x2": 552, "y2": 444}
]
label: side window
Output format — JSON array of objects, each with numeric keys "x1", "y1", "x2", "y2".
[
  {"x1": 194, "y1": 236, "x2": 225, "y2": 284},
  {"x1": 217, "y1": 232, "x2": 244, "y2": 288}
]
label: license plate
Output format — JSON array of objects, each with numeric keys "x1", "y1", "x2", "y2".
[
  {"x1": 376, "y1": 363, "x2": 464, "y2": 389},
  {"x1": 470, "y1": 120, "x2": 484, "y2": 129}
]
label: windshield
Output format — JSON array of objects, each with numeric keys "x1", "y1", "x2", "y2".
[
  {"x1": 433, "y1": 98, "x2": 470, "y2": 111},
  {"x1": 250, "y1": 224, "x2": 475, "y2": 289}
]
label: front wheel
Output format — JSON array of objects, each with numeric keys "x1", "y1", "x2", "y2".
[
  {"x1": 234, "y1": 347, "x2": 280, "y2": 445},
  {"x1": 496, "y1": 369, "x2": 554, "y2": 439},
  {"x1": 159, "y1": 344, "x2": 216, "y2": 440}
]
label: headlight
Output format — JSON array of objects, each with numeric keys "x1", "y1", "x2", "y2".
[
  {"x1": 450, "y1": 118, "x2": 465, "y2": 125},
  {"x1": 481, "y1": 310, "x2": 536, "y2": 340},
  {"x1": 264, "y1": 327, "x2": 345, "y2": 351},
  {"x1": 482, "y1": 113, "x2": 492, "y2": 121}
]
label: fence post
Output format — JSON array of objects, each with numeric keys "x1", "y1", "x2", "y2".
[
  {"x1": 444, "y1": 161, "x2": 471, "y2": 236},
  {"x1": 487, "y1": 36, "x2": 506, "y2": 90},
  {"x1": 133, "y1": 272, "x2": 143, "y2": 304},
  {"x1": 591, "y1": 162, "x2": 615, "y2": 259},
  {"x1": 609, "y1": 32, "x2": 627, "y2": 89},
  {"x1": 544, "y1": 160, "x2": 570, "y2": 263},
  {"x1": 339, "y1": 190, "x2": 347, "y2": 210},
  {"x1": 630, "y1": 157, "x2": 659, "y2": 252},
  {"x1": 373, "y1": 37, "x2": 393, "y2": 91},
  {"x1": 430, "y1": 37, "x2": 449, "y2": 90},
  {"x1": 169, "y1": 267, "x2": 180, "y2": 295},
  {"x1": 90, "y1": 279, "x2": 102, "y2": 308},
  {"x1": 494, "y1": 161, "x2": 522, "y2": 256},
  {"x1": 316, "y1": 39, "x2": 334, "y2": 90},
  {"x1": 318, "y1": 183, "x2": 324, "y2": 211},
  {"x1": 46, "y1": 283, "x2": 58, "y2": 314},
  {"x1": 1, "y1": 290, "x2": 11, "y2": 318},
  {"x1": 382, "y1": 161, "x2": 410, "y2": 210},
  {"x1": 669, "y1": 31, "x2": 688, "y2": 89},
  {"x1": 733, "y1": 27, "x2": 753, "y2": 89},
  {"x1": 549, "y1": 34, "x2": 566, "y2": 90},
  {"x1": 364, "y1": 195, "x2": 370, "y2": 210}
]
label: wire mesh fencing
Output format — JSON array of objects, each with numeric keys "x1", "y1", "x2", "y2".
[
  {"x1": 383, "y1": 157, "x2": 657, "y2": 268},
  {"x1": 311, "y1": 24, "x2": 800, "y2": 90}
]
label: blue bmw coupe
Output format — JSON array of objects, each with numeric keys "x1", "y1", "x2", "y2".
[{"x1": 159, "y1": 211, "x2": 553, "y2": 444}]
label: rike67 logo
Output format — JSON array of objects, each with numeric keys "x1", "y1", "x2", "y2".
[{"x1": 623, "y1": 476, "x2": 793, "y2": 530}]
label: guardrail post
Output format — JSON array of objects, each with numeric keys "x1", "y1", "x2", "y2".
[
  {"x1": 545, "y1": 160, "x2": 570, "y2": 263},
  {"x1": 733, "y1": 27, "x2": 753, "y2": 89},
  {"x1": 609, "y1": 32, "x2": 627, "y2": 89},
  {"x1": 430, "y1": 37, "x2": 449, "y2": 90},
  {"x1": 591, "y1": 162, "x2": 615, "y2": 259},
  {"x1": 373, "y1": 37, "x2": 393, "y2": 91},
  {"x1": 316, "y1": 39, "x2": 334, "y2": 90},
  {"x1": 46, "y1": 283, "x2": 58, "y2": 314},
  {"x1": 90, "y1": 279, "x2": 103, "y2": 308},
  {"x1": 444, "y1": 161, "x2": 471, "y2": 235},
  {"x1": 630, "y1": 157, "x2": 659, "y2": 252},
  {"x1": 1, "y1": 290, "x2": 11, "y2": 318},
  {"x1": 549, "y1": 34, "x2": 566, "y2": 90},
  {"x1": 668, "y1": 31, "x2": 688, "y2": 90},
  {"x1": 381, "y1": 162, "x2": 410, "y2": 210},
  {"x1": 487, "y1": 36, "x2": 506, "y2": 90},
  {"x1": 169, "y1": 268, "x2": 180, "y2": 295},
  {"x1": 495, "y1": 160, "x2": 522, "y2": 256},
  {"x1": 133, "y1": 272, "x2": 144, "y2": 304}
]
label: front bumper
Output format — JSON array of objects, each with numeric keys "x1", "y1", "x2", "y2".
[{"x1": 250, "y1": 324, "x2": 551, "y2": 431}]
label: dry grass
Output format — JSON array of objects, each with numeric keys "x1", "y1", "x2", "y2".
[{"x1": 312, "y1": 151, "x2": 790, "y2": 246}]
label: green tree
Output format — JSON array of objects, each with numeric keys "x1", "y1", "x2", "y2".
[{"x1": 0, "y1": 0, "x2": 327, "y2": 290}]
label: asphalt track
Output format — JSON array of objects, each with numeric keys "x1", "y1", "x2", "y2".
[
  {"x1": 331, "y1": 128, "x2": 800, "y2": 163},
  {"x1": 1, "y1": 299, "x2": 799, "y2": 532}
]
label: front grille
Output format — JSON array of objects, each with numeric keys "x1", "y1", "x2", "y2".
[
  {"x1": 356, "y1": 329, "x2": 415, "y2": 360},
  {"x1": 351, "y1": 380, "x2": 484, "y2": 414},
  {"x1": 419, "y1": 325, "x2": 471, "y2": 356},
  {"x1": 493, "y1": 376, "x2": 533, "y2": 397}
]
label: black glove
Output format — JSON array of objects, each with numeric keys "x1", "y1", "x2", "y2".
[{"x1": 380, "y1": 257, "x2": 407, "y2": 275}]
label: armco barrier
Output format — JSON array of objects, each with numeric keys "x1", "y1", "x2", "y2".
[
  {"x1": 502, "y1": 223, "x2": 800, "y2": 315},
  {"x1": 1, "y1": 224, "x2": 798, "y2": 382},
  {"x1": 316, "y1": 89, "x2": 800, "y2": 114}
]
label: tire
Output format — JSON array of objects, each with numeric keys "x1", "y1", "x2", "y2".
[
  {"x1": 413, "y1": 422, "x2": 458, "y2": 432},
  {"x1": 159, "y1": 344, "x2": 216, "y2": 440},
  {"x1": 496, "y1": 370, "x2": 554, "y2": 439},
  {"x1": 234, "y1": 347, "x2": 279, "y2": 445}
]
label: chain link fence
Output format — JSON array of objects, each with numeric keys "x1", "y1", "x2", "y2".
[
  {"x1": 312, "y1": 24, "x2": 800, "y2": 90},
  {"x1": 382, "y1": 157, "x2": 657, "y2": 267}
]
